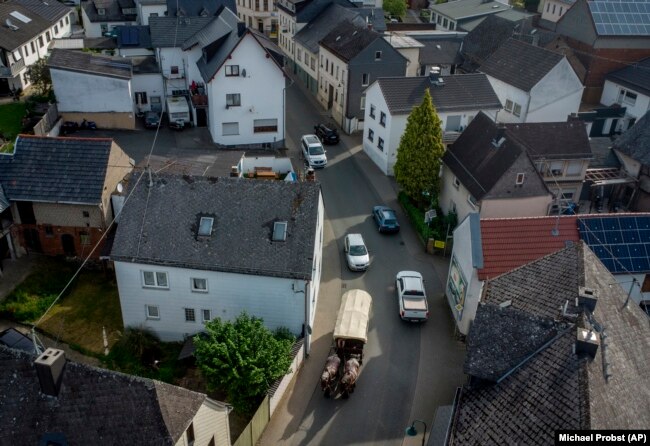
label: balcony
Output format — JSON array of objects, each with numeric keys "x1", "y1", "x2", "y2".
[{"x1": 0, "y1": 58, "x2": 25, "y2": 78}]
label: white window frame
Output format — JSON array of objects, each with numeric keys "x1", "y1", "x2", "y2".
[
  {"x1": 370, "y1": 105, "x2": 376, "y2": 119},
  {"x1": 453, "y1": 176, "x2": 460, "y2": 189},
  {"x1": 368, "y1": 128, "x2": 374, "y2": 142},
  {"x1": 225, "y1": 65, "x2": 240, "y2": 76},
  {"x1": 377, "y1": 137, "x2": 384, "y2": 151},
  {"x1": 222, "y1": 122, "x2": 239, "y2": 135},
  {"x1": 565, "y1": 160, "x2": 583, "y2": 176},
  {"x1": 379, "y1": 112, "x2": 386, "y2": 127},
  {"x1": 185, "y1": 308, "x2": 196, "y2": 322},
  {"x1": 226, "y1": 93, "x2": 241, "y2": 107},
  {"x1": 468, "y1": 195, "x2": 478, "y2": 209},
  {"x1": 362, "y1": 73, "x2": 369, "y2": 87},
  {"x1": 375, "y1": 51, "x2": 382, "y2": 60},
  {"x1": 505, "y1": 99, "x2": 513, "y2": 112},
  {"x1": 513, "y1": 103, "x2": 522, "y2": 117},
  {"x1": 202, "y1": 309, "x2": 212, "y2": 323},
  {"x1": 618, "y1": 89, "x2": 637, "y2": 106},
  {"x1": 142, "y1": 271, "x2": 169, "y2": 289},
  {"x1": 191, "y1": 278, "x2": 208, "y2": 292},
  {"x1": 146, "y1": 305, "x2": 160, "y2": 320},
  {"x1": 360, "y1": 95, "x2": 366, "y2": 110},
  {"x1": 516, "y1": 173, "x2": 525, "y2": 185}
]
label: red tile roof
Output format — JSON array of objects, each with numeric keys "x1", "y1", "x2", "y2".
[{"x1": 478, "y1": 216, "x2": 580, "y2": 280}]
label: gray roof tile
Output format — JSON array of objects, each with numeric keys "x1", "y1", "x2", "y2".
[
  {"x1": 415, "y1": 35, "x2": 463, "y2": 66},
  {"x1": 149, "y1": 16, "x2": 215, "y2": 48},
  {"x1": 429, "y1": 0, "x2": 510, "y2": 20},
  {"x1": 479, "y1": 38, "x2": 564, "y2": 92},
  {"x1": 320, "y1": 20, "x2": 381, "y2": 62},
  {"x1": 81, "y1": 0, "x2": 136, "y2": 23},
  {"x1": 0, "y1": 135, "x2": 114, "y2": 204},
  {"x1": 8, "y1": 0, "x2": 72, "y2": 22},
  {"x1": 48, "y1": 48, "x2": 132, "y2": 79},
  {"x1": 612, "y1": 111, "x2": 650, "y2": 164},
  {"x1": 605, "y1": 57, "x2": 650, "y2": 97},
  {"x1": 294, "y1": 4, "x2": 366, "y2": 54},
  {"x1": 166, "y1": 0, "x2": 237, "y2": 18},
  {"x1": 0, "y1": 345, "x2": 211, "y2": 445},
  {"x1": 376, "y1": 73, "x2": 501, "y2": 115},
  {"x1": 0, "y1": 3, "x2": 65, "y2": 51},
  {"x1": 110, "y1": 174, "x2": 321, "y2": 280}
]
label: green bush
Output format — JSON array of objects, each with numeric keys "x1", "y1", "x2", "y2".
[{"x1": 398, "y1": 191, "x2": 457, "y2": 243}]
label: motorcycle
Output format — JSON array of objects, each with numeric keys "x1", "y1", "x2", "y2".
[{"x1": 80, "y1": 119, "x2": 97, "y2": 130}]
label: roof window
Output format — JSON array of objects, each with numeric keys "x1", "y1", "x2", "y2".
[
  {"x1": 198, "y1": 217, "x2": 214, "y2": 237},
  {"x1": 272, "y1": 221, "x2": 287, "y2": 241}
]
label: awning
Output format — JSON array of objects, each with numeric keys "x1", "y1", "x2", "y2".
[
  {"x1": 585, "y1": 168, "x2": 636, "y2": 186},
  {"x1": 333, "y1": 289, "x2": 372, "y2": 343}
]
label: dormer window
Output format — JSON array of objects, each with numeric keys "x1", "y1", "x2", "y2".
[
  {"x1": 375, "y1": 51, "x2": 382, "y2": 60},
  {"x1": 273, "y1": 221, "x2": 287, "y2": 241},
  {"x1": 198, "y1": 217, "x2": 214, "y2": 236},
  {"x1": 516, "y1": 173, "x2": 525, "y2": 185}
]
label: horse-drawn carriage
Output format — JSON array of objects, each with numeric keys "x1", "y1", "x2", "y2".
[{"x1": 320, "y1": 289, "x2": 372, "y2": 399}]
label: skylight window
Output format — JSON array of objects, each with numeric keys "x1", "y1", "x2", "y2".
[
  {"x1": 198, "y1": 217, "x2": 214, "y2": 236},
  {"x1": 10, "y1": 11, "x2": 31, "y2": 23},
  {"x1": 273, "y1": 221, "x2": 287, "y2": 241}
]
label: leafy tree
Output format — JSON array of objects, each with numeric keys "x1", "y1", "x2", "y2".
[
  {"x1": 384, "y1": 0, "x2": 407, "y2": 18},
  {"x1": 394, "y1": 88, "x2": 445, "y2": 208},
  {"x1": 26, "y1": 58, "x2": 52, "y2": 96},
  {"x1": 194, "y1": 313, "x2": 294, "y2": 413}
]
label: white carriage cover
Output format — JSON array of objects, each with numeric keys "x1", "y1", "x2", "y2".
[{"x1": 333, "y1": 289, "x2": 372, "y2": 343}]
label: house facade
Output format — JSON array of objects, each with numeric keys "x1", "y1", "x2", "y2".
[
  {"x1": 479, "y1": 38, "x2": 583, "y2": 124},
  {"x1": 48, "y1": 49, "x2": 136, "y2": 129},
  {"x1": 111, "y1": 175, "x2": 324, "y2": 355},
  {"x1": 540, "y1": 0, "x2": 574, "y2": 23},
  {"x1": 554, "y1": 0, "x2": 650, "y2": 104},
  {"x1": 428, "y1": 0, "x2": 511, "y2": 31},
  {"x1": 611, "y1": 113, "x2": 650, "y2": 212},
  {"x1": 1, "y1": 345, "x2": 231, "y2": 446},
  {"x1": 236, "y1": 0, "x2": 278, "y2": 36},
  {"x1": 600, "y1": 57, "x2": 650, "y2": 125},
  {"x1": 363, "y1": 73, "x2": 502, "y2": 175},
  {"x1": 318, "y1": 21, "x2": 406, "y2": 134},
  {"x1": 0, "y1": 1, "x2": 74, "y2": 94},
  {"x1": 0, "y1": 135, "x2": 133, "y2": 258},
  {"x1": 81, "y1": 0, "x2": 138, "y2": 38},
  {"x1": 136, "y1": 0, "x2": 167, "y2": 26}
]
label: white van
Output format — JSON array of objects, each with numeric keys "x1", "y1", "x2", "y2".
[
  {"x1": 301, "y1": 134, "x2": 327, "y2": 168},
  {"x1": 166, "y1": 97, "x2": 191, "y2": 124}
]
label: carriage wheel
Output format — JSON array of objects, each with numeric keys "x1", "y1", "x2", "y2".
[
  {"x1": 324, "y1": 388, "x2": 331, "y2": 398},
  {"x1": 341, "y1": 389, "x2": 350, "y2": 399}
]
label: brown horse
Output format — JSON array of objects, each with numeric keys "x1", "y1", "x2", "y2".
[
  {"x1": 320, "y1": 355, "x2": 341, "y2": 398},
  {"x1": 340, "y1": 356, "x2": 360, "y2": 398}
]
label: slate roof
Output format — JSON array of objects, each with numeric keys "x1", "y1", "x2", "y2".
[
  {"x1": 459, "y1": 8, "x2": 534, "y2": 32},
  {"x1": 0, "y1": 345, "x2": 216, "y2": 445},
  {"x1": 293, "y1": 0, "x2": 358, "y2": 24},
  {"x1": 376, "y1": 73, "x2": 501, "y2": 115},
  {"x1": 442, "y1": 112, "x2": 550, "y2": 201},
  {"x1": 449, "y1": 242, "x2": 650, "y2": 444},
  {"x1": 8, "y1": 0, "x2": 72, "y2": 22},
  {"x1": 605, "y1": 57, "x2": 650, "y2": 97},
  {"x1": 415, "y1": 35, "x2": 463, "y2": 66},
  {"x1": 504, "y1": 120, "x2": 592, "y2": 160},
  {"x1": 294, "y1": 4, "x2": 366, "y2": 54},
  {"x1": 149, "y1": 16, "x2": 215, "y2": 48},
  {"x1": 0, "y1": 135, "x2": 114, "y2": 205},
  {"x1": 477, "y1": 215, "x2": 580, "y2": 280},
  {"x1": 320, "y1": 20, "x2": 381, "y2": 62},
  {"x1": 0, "y1": 3, "x2": 60, "y2": 51},
  {"x1": 430, "y1": 0, "x2": 510, "y2": 20},
  {"x1": 48, "y1": 48, "x2": 132, "y2": 79},
  {"x1": 166, "y1": 0, "x2": 237, "y2": 18},
  {"x1": 0, "y1": 185, "x2": 9, "y2": 214},
  {"x1": 110, "y1": 174, "x2": 322, "y2": 280},
  {"x1": 80, "y1": 0, "x2": 137, "y2": 23},
  {"x1": 479, "y1": 38, "x2": 565, "y2": 91},
  {"x1": 611, "y1": 111, "x2": 650, "y2": 164}
]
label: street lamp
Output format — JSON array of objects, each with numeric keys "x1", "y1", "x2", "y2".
[{"x1": 405, "y1": 419, "x2": 427, "y2": 446}]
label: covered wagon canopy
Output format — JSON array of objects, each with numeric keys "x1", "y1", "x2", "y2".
[{"x1": 334, "y1": 289, "x2": 372, "y2": 343}]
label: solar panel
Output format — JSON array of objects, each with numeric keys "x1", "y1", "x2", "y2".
[
  {"x1": 579, "y1": 216, "x2": 650, "y2": 274},
  {"x1": 589, "y1": 0, "x2": 650, "y2": 36}
]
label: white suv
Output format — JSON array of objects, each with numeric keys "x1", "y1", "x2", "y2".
[{"x1": 301, "y1": 134, "x2": 327, "y2": 168}]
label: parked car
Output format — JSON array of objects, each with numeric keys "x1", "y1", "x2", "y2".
[
  {"x1": 395, "y1": 271, "x2": 429, "y2": 322},
  {"x1": 314, "y1": 123, "x2": 339, "y2": 144},
  {"x1": 344, "y1": 233, "x2": 370, "y2": 271},
  {"x1": 373, "y1": 206, "x2": 400, "y2": 233},
  {"x1": 301, "y1": 134, "x2": 327, "y2": 168},
  {"x1": 144, "y1": 111, "x2": 161, "y2": 129}
]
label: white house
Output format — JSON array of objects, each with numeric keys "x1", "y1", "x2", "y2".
[
  {"x1": 479, "y1": 38, "x2": 583, "y2": 124},
  {"x1": 540, "y1": 0, "x2": 574, "y2": 23},
  {"x1": 48, "y1": 49, "x2": 137, "y2": 129},
  {"x1": 80, "y1": 0, "x2": 138, "y2": 38},
  {"x1": 363, "y1": 73, "x2": 502, "y2": 176},
  {"x1": 0, "y1": 1, "x2": 74, "y2": 93},
  {"x1": 136, "y1": 0, "x2": 167, "y2": 26},
  {"x1": 110, "y1": 175, "x2": 324, "y2": 356},
  {"x1": 150, "y1": 8, "x2": 285, "y2": 147},
  {"x1": 600, "y1": 57, "x2": 650, "y2": 128}
]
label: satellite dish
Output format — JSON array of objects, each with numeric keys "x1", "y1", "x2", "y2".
[{"x1": 116, "y1": 182, "x2": 123, "y2": 193}]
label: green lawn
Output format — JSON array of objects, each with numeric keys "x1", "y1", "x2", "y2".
[
  {"x1": 0, "y1": 102, "x2": 26, "y2": 148},
  {"x1": 0, "y1": 259, "x2": 124, "y2": 354}
]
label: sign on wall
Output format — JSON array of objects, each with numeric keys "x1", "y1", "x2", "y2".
[{"x1": 448, "y1": 255, "x2": 467, "y2": 320}]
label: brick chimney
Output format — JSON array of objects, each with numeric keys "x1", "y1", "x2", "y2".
[
  {"x1": 35, "y1": 348, "x2": 66, "y2": 397},
  {"x1": 575, "y1": 328, "x2": 599, "y2": 357}
]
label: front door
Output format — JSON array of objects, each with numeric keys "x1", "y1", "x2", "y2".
[
  {"x1": 327, "y1": 85, "x2": 334, "y2": 110},
  {"x1": 23, "y1": 228, "x2": 41, "y2": 253},
  {"x1": 258, "y1": 20, "x2": 264, "y2": 33},
  {"x1": 61, "y1": 234, "x2": 76, "y2": 256},
  {"x1": 196, "y1": 108, "x2": 207, "y2": 127}
]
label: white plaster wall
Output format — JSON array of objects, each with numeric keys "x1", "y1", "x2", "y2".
[
  {"x1": 115, "y1": 261, "x2": 307, "y2": 342},
  {"x1": 446, "y1": 215, "x2": 483, "y2": 335},
  {"x1": 541, "y1": 0, "x2": 570, "y2": 22},
  {"x1": 51, "y1": 69, "x2": 133, "y2": 112},
  {"x1": 601, "y1": 80, "x2": 650, "y2": 120},
  {"x1": 439, "y1": 166, "x2": 477, "y2": 223},
  {"x1": 131, "y1": 73, "x2": 164, "y2": 113},
  {"x1": 317, "y1": 46, "x2": 348, "y2": 125},
  {"x1": 207, "y1": 34, "x2": 284, "y2": 146},
  {"x1": 362, "y1": 83, "x2": 391, "y2": 175},
  {"x1": 295, "y1": 41, "x2": 318, "y2": 80},
  {"x1": 138, "y1": 4, "x2": 168, "y2": 25},
  {"x1": 528, "y1": 58, "x2": 583, "y2": 122},
  {"x1": 485, "y1": 75, "x2": 530, "y2": 124},
  {"x1": 239, "y1": 156, "x2": 294, "y2": 175},
  {"x1": 173, "y1": 402, "x2": 230, "y2": 446},
  {"x1": 395, "y1": 47, "x2": 420, "y2": 77},
  {"x1": 480, "y1": 195, "x2": 553, "y2": 218}
]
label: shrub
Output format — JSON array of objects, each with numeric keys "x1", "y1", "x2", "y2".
[{"x1": 398, "y1": 191, "x2": 457, "y2": 243}]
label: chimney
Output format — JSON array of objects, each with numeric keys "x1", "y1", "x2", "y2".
[
  {"x1": 576, "y1": 328, "x2": 599, "y2": 357},
  {"x1": 230, "y1": 165, "x2": 239, "y2": 177},
  {"x1": 35, "y1": 348, "x2": 66, "y2": 397},
  {"x1": 492, "y1": 126, "x2": 506, "y2": 148},
  {"x1": 578, "y1": 286, "x2": 598, "y2": 312}
]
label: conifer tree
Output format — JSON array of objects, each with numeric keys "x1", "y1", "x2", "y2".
[{"x1": 394, "y1": 88, "x2": 445, "y2": 208}]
